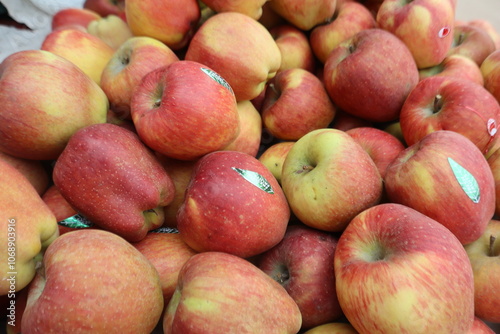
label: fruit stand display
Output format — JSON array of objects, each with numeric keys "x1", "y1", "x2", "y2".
[{"x1": 1, "y1": 0, "x2": 500, "y2": 333}]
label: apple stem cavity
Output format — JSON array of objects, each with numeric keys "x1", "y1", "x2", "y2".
[
  {"x1": 272, "y1": 265, "x2": 290, "y2": 285},
  {"x1": 295, "y1": 165, "x2": 315, "y2": 174},
  {"x1": 489, "y1": 235, "x2": 497, "y2": 257}
]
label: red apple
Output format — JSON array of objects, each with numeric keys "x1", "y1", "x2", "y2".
[
  {"x1": 481, "y1": 49, "x2": 500, "y2": 104},
  {"x1": 83, "y1": 0, "x2": 125, "y2": 17},
  {"x1": 468, "y1": 19, "x2": 500, "y2": 50},
  {"x1": 268, "y1": 0, "x2": 337, "y2": 31},
  {"x1": 201, "y1": 0, "x2": 268, "y2": 20},
  {"x1": 0, "y1": 151, "x2": 49, "y2": 195},
  {"x1": 303, "y1": 322, "x2": 359, "y2": 334},
  {"x1": 469, "y1": 317, "x2": 496, "y2": 334},
  {"x1": 51, "y1": 7, "x2": 101, "y2": 31},
  {"x1": 223, "y1": 100, "x2": 263, "y2": 157},
  {"x1": 447, "y1": 24, "x2": 496, "y2": 66},
  {"x1": 269, "y1": 24, "x2": 316, "y2": 73},
  {"x1": 418, "y1": 54, "x2": 484, "y2": 86},
  {"x1": 331, "y1": 109, "x2": 373, "y2": 132}
]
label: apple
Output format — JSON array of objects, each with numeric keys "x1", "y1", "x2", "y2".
[
  {"x1": 268, "y1": 0, "x2": 337, "y2": 31},
  {"x1": 281, "y1": 128, "x2": 383, "y2": 232},
  {"x1": 258, "y1": 141, "x2": 295, "y2": 185},
  {"x1": 125, "y1": 0, "x2": 200, "y2": 50},
  {"x1": 383, "y1": 121, "x2": 407, "y2": 146},
  {"x1": 385, "y1": 130, "x2": 496, "y2": 245},
  {"x1": 21, "y1": 229, "x2": 164, "y2": 333},
  {"x1": 130, "y1": 60, "x2": 240, "y2": 161},
  {"x1": 258, "y1": 1, "x2": 287, "y2": 30},
  {"x1": 0, "y1": 49, "x2": 108, "y2": 160},
  {"x1": 177, "y1": 150, "x2": 290, "y2": 258},
  {"x1": 0, "y1": 151, "x2": 49, "y2": 195},
  {"x1": 51, "y1": 7, "x2": 101, "y2": 31},
  {"x1": 331, "y1": 109, "x2": 372, "y2": 132},
  {"x1": 100, "y1": 36, "x2": 179, "y2": 120},
  {"x1": 133, "y1": 230, "x2": 197, "y2": 304},
  {"x1": 399, "y1": 76, "x2": 500, "y2": 154},
  {"x1": 257, "y1": 224, "x2": 342, "y2": 330},
  {"x1": 376, "y1": 0, "x2": 455, "y2": 69},
  {"x1": 185, "y1": 11, "x2": 282, "y2": 102},
  {"x1": 323, "y1": 28, "x2": 419, "y2": 123},
  {"x1": 418, "y1": 54, "x2": 484, "y2": 86},
  {"x1": 464, "y1": 219, "x2": 500, "y2": 323},
  {"x1": 0, "y1": 159, "x2": 59, "y2": 295},
  {"x1": 83, "y1": 0, "x2": 125, "y2": 17},
  {"x1": 303, "y1": 322, "x2": 359, "y2": 334},
  {"x1": 261, "y1": 67, "x2": 336, "y2": 140},
  {"x1": 469, "y1": 317, "x2": 496, "y2": 334},
  {"x1": 481, "y1": 49, "x2": 500, "y2": 104},
  {"x1": 467, "y1": 19, "x2": 500, "y2": 50},
  {"x1": 201, "y1": 0, "x2": 268, "y2": 20},
  {"x1": 346, "y1": 127, "x2": 405, "y2": 179},
  {"x1": 86, "y1": 14, "x2": 133, "y2": 50},
  {"x1": 52, "y1": 123, "x2": 176, "y2": 243},
  {"x1": 163, "y1": 251, "x2": 302, "y2": 333},
  {"x1": 223, "y1": 100, "x2": 263, "y2": 157},
  {"x1": 334, "y1": 203, "x2": 475, "y2": 333},
  {"x1": 269, "y1": 24, "x2": 316, "y2": 73},
  {"x1": 309, "y1": 0, "x2": 376, "y2": 64},
  {"x1": 447, "y1": 24, "x2": 496, "y2": 66}
]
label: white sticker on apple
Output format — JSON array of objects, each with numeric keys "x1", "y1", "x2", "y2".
[
  {"x1": 448, "y1": 157, "x2": 480, "y2": 203},
  {"x1": 231, "y1": 167, "x2": 274, "y2": 194},
  {"x1": 201, "y1": 67, "x2": 234, "y2": 95}
]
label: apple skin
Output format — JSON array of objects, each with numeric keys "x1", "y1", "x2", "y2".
[
  {"x1": 281, "y1": 128, "x2": 383, "y2": 232},
  {"x1": 0, "y1": 151, "x2": 49, "y2": 195},
  {"x1": 418, "y1": 54, "x2": 484, "y2": 86},
  {"x1": 385, "y1": 130, "x2": 496, "y2": 245},
  {"x1": 481, "y1": 50, "x2": 500, "y2": 104},
  {"x1": 303, "y1": 322, "x2": 359, "y2": 334},
  {"x1": 51, "y1": 7, "x2": 101, "y2": 31},
  {"x1": 0, "y1": 159, "x2": 59, "y2": 295},
  {"x1": 268, "y1": 0, "x2": 337, "y2": 31},
  {"x1": 185, "y1": 12, "x2": 282, "y2": 102},
  {"x1": 269, "y1": 24, "x2": 316, "y2": 73},
  {"x1": 331, "y1": 109, "x2": 373, "y2": 132},
  {"x1": 201, "y1": 0, "x2": 268, "y2": 20},
  {"x1": 133, "y1": 231, "x2": 197, "y2": 304},
  {"x1": 163, "y1": 251, "x2": 302, "y2": 333},
  {"x1": 83, "y1": 0, "x2": 125, "y2": 17},
  {"x1": 399, "y1": 76, "x2": 500, "y2": 154},
  {"x1": 469, "y1": 317, "x2": 496, "y2": 334},
  {"x1": 41, "y1": 28, "x2": 115, "y2": 85},
  {"x1": 258, "y1": 141, "x2": 295, "y2": 185},
  {"x1": 467, "y1": 19, "x2": 500, "y2": 50},
  {"x1": 261, "y1": 68, "x2": 336, "y2": 140},
  {"x1": 447, "y1": 24, "x2": 496, "y2": 66},
  {"x1": 130, "y1": 60, "x2": 240, "y2": 161},
  {"x1": 53, "y1": 123, "x2": 176, "y2": 243},
  {"x1": 0, "y1": 50, "x2": 108, "y2": 160},
  {"x1": 376, "y1": 0, "x2": 455, "y2": 69},
  {"x1": 100, "y1": 36, "x2": 179, "y2": 120},
  {"x1": 309, "y1": 0, "x2": 376, "y2": 64},
  {"x1": 485, "y1": 140, "x2": 500, "y2": 217},
  {"x1": 223, "y1": 100, "x2": 263, "y2": 157},
  {"x1": 257, "y1": 224, "x2": 342, "y2": 330},
  {"x1": 334, "y1": 203, "x2": 475, "y2": 334},
  {"x1": 346, "y1": 127, "x2": 405, "y2": 179},
  {"x1": 464, "y1": 219, "x2": 500, "y2": 323},
  {"x1": 86, "y1": 14, "x2": 133, "y2": 50},
  {"x1": 323, "y1": 28, "x2": 419, "y2": 123},
  {"x1": 21, "y1": 229, "x2": 164, "y2": 334},
  {"x1": 125, "y1": 0, "x2": 200, "y2": 50},
  {"x1": 177, "y1": 150, "x2": 290, "y2": 258}
]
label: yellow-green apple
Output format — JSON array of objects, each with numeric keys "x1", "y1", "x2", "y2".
[
  {"x1": 346, "y1": 127, "x2": 405, "y2": 179},
  {"x1": 269, "y1": 24, "x2": 316, "y2": 73},
  {"x1": 385, "y1": 130, "x2": 496, "y2": 245},
  {"x1": 481, "y1": 50, "x2": 500, "y2": 104},
  {"x1": 323, "y1": 28, "x2": 419, "y2": 122},
  {"x1": 41, "y1": 28, "x2": 115, "y2": 85},
  {"x1": 87, "y1": 14, "x2": 133, "y2": 50},
  {"x1": 376, "y1": 0, "x2": 455, "y2": 68},
  {"x1": 258, "y1": 141, "x2": 295, "y2": 184},
  {"x1": 281, "y1": 128, "x2": 383, "y2": 232},
  {"x1": 84, "y1": 0, "x2": 125, "y2": 17},
  {"x1": 464, "y1": 219, "x2": 500, "y2": 323},
  {"x1": 309, "y1": 0, "x2": 376, "y2": 64},
  {"x1": 133, "y1": 231, "x2": 197, "y2": 304},
  {"x1": 51, "y1": 7, "x2": 101, "y2": 31},
  {"x1": 303, "y1": 322, "x2": 359, "y2": 334},
  {"x1": 418, "y1": 54, "x2": 484, "y2": 86},
  {"x1": 21, "y1": 229, "x2": 164, "y2": 334},
  {"x1": 383, "y1": 121, "x2": 407, "y2": 146},
  {"x1": 130, "y1": 61, "x2": 240, "y2": 161},
  {"x1": 268, "y1": 0, "x2": 337, "y2": 31},
  {"x1": 468, "y1": 19, "x2": 500, "y2": 50},
  {"x1": 331, "y1": 109, "x2": 373, "y2": 131},
  {"x1": 177, "y1": 150, "x2": 290, "y2": 258},
  {"x1": 261, "y1": 68, "x2": 336, "y2": 140},
  {"x1": 52, "y1": 123, "x2": 176, "y2": 242},
  {"x1": 447, "y1": 24, "x2": 496, "y2": 66},
  {"x1": 185, "y1": 11, "x2": 281, "y2": 101},
  {"x1": 0, "y1": 151, "x2": 49, "y2": 195},
  {"x1": 0, "y1": 159, "x2": 59, "y2": 295},
  {"x1": 334, "y1": 203, "x2": 475, "y2": 333},
  {"x1": 125, "y1": 0, "x2": 200, "y2": 50},
  {"x1": 201, "y1": 0, "x2": 268, "y2": 19},
  {"x1": 257, "y1": 224, "x2": 342, "y2": 330},
  {"x1": 469, "y1": 317, "x2": 496, "y2": 334},
  {"x1": 163, "y1": 251, "x2": 302, "y2": 333},
  {"x1": 223, "y1": 100, "x2": 263, "y2": 157},
  {"x1": 0, "y1": 50, "x2": 108, "y2": 160},
  {"x1": 399, "y1": 76, "x2": 500, "y2": 154},
  {"x1": 100, "y1": 36, "x2": 179, "y2": 120}
]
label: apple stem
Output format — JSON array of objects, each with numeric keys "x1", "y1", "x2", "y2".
[
  {"x1": 433, "y1": 94, "x2": 443, "y2": 113},
  {"x1": 295, "y1": 165, "x2": 314, "y2": 174},
  {"x1": 269, "y1": 83, "x2": 278, "y2": 96},
  {"x1": 489, "y1": 234, "x2": 497, "y2": 257}
]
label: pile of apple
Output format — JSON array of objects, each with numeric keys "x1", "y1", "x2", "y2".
[{"x1": 1, "y1": 0, "x2": 500, "y2": 333}]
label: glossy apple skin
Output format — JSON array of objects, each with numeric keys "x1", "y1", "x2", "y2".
[
  {"x1": 464, "y1": 219, "x2": 500, "y2": 323},
  {"x1": 21, "y1": 229, "x2": 164, "y2": 334},
  {"x1": 53, "y1": 123, "x2": 176, "y2": 242},
  {"x1": 163, "y1": 251, "x2": 302, "y2": 334},
  {"x1": 334, "y1": 203, "x2": 475, "y2": 334},
  {"x1": 385, "y1": 130, "x2": 496, "y2": 245},
  {"x1": 177, "y1": 151, "x2": 290, "y2": 258}
]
